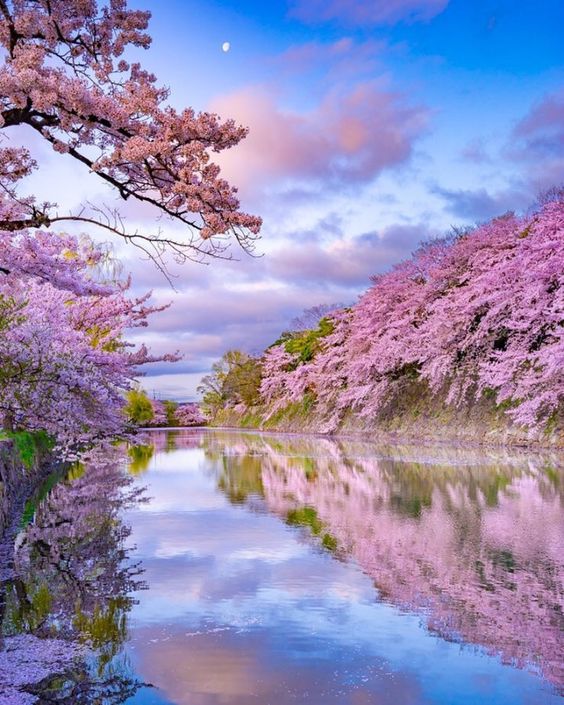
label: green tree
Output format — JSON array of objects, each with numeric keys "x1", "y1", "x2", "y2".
[
  {"x1": 163, "y1": 400, "x2": 179, "y2": 426},
  {"x1": 271, "y1": 316, "x2": 335, "y2": 365},
  {"x1": 198, "y1": 350, "x2": 263, "y2": 415},
  {"x1": 124, "y1": 388, "x2": 154, "y2": 426}
]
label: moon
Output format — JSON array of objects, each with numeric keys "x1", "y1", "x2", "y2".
[{"x1": 222, "y1": 41, "x2": 231, "y2": 53}]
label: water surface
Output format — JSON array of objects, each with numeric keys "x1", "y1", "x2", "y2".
[
  {"x1": 2, "y1": 429, "x2": 563, "y2": 704},
  {"x1": 121, "y1": 429, "x2": 563, "y2": 705}
]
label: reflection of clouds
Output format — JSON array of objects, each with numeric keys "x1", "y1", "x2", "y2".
[
  {"x1": 124, "y1": 430, "x2": 564, "y2": 702},
  {"x1": 131, "y1": 509, "x2": 306, "y2": 564},
  {"x1": 138, "y1": 484, "x2": 227, "y2": 514},
  {"x1": 228, "y1": 547, "x2": 298, "y2": 563},
  {"x1": 131, "y1": 626, "x2": 429, "y2": 705}
]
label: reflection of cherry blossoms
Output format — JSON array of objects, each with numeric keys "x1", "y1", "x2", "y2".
[
  {"x1": 0, "y1": 444, "x2": 146, "y2": 703},
  {"x1": 203, "y1": 432, "x2": 564, "y2": 689},
  {"x1": 138, "y1": 428, "x2": 206, "y2": 456}
]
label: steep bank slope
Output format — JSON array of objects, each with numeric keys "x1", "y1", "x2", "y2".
[
  {"x1": 204, "y1": 198, "x2": 563, "y2": 449},
  {"x1": 0, "y1": 436, "x2": 57, "y2": 544},
  {"x1": 211, "y1": 386, "x2": 563, "y2": 448}
]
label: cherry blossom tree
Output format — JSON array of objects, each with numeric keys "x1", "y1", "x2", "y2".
[
  {"x1": 175, "y1": 402, "x2": 206, "y2": 426},
  {"x1": 0, "y1": 0, "x2": 261, "y2": 269},
  {"x1": 148, "y1": 399, "x2": 167, "y2": 426},
  {"x1": 251, "y1": 196, "x2": 564, "y2": 435},
  {"x1": 0, "y1": 233, "x2": 177, "y2": 454}
]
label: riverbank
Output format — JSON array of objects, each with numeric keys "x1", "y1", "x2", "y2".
[
  {"x1": 0, "y1": 442, "x2": 145, "y2": 703},
  {"x1": 0, "y1": 436, "x2": 60, "y2": 575},
  {"x1": 210, "y1": 390, "x2": 564, "y2": 449}
]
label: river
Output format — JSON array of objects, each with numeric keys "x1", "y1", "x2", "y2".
[{"x1": 1, "y1": 428, "x2": 563, "y2": 704}]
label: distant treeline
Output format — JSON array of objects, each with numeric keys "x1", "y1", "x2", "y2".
[{"x1": 125, "y1": 389, "x2": 206, "y2": 428}]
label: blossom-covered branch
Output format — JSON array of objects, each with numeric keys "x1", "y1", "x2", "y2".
[{"x1": 0, "y1": 0, "x2": 261, "y2": 265}]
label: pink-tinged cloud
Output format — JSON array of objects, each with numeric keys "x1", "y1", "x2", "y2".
[
  {"x1": 288, "y1": 0, "x2": 449, "y2": 26},
  {"x1": 278, "y1": 37, "x2": 387, "y2": 80},
  {"x1": 512, "y1": 89, "x2": 564, "y2": 158},
  {"x1": 507, "y1": 89, "x2": 564, "y2": 194},
  {"x1": 269, "y1": 224, "x2": 431, "y2": 286},
  {"x1": 280, "y1": 37, "x2": 355, "y2": 68},
  {"x1": 514, "y1": 90, "x2": 564, "y2": 149},
  {"x1": 210, "y1": 83, "x2": 427, "y2": 195}
]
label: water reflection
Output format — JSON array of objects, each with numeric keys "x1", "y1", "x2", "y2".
[
  {"x1": 123, "y1": 430, "x2": 563, "y2": 704},
  {"x1": 0, "y1": 444, "x2": 145, "y2": 703},
  {"x1": 2, "y1": 429, "x2": 562, "y2": 704},
  {"x1": 210, "y1": 433, "x2": 564, "y2": 685}
]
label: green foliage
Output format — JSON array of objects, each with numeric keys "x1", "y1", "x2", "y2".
[
  {"x1": 74, "y1": 597, "x2": 128, "y2": 649},
  {"x1": 483, "y1": 474, "x2": 511, "y2": 507},
  {"x1": 302, "y1": 456, "x2": 317, "y2": 481},
  {"x1": 12, "y1": 431, "x2": 36, "y2": 469},
  {"x1": 6, "y1": 430, "x2": 53, "y2": 470},
  {"x1": 124, "y1": 388, "x2": 154, "y2": 425},
  {"x1": 322, "y1": 533, "x2": 338, "y2": 551},
  {"x1": 286, "y1": 506, "x2": 324, "y2": 535},
  {"x1": 217, "y1": 453, "x2": 264, "y2": 503},
  {"x1": 127, "y1": 443, "x2": 154, "y2": 475},
  {"x1": 240, "y1": 411, "x2": 262, "y2": 428},
  {"x1": 66, "y1": 461, "x2": 86, "y2": 482},
  {"x1": 543, "y1": 409, "x2": 560, "y2": 435},
  {"x1": 5, "y1": 579, "x2": 53, "y2": 633},
  {"x1": 74, "y1": 596, "x2": 130, "y2": 670},
  {"x1": 163, "y1": 399, "x2": 178, "y2": 426},
  {"x1": 0, "y1": 294, "x2": 26, "y2": 333},
  {"x1": 275, "y1": 316, "x2": 335, "y2": 365},
  {"x1": 21, "y1": 470, "x2": 61, "y2": 527},
  {"x1": 286, "y1": 505, "x2": 339, "y2": 553},
  {"x1": 263, "y1": 393, "x2": 317, "y2": 429},
  {"x1": 199, "y1": 350, "x2": 263, "y2": 415}
]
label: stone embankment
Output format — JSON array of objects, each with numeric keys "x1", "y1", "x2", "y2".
[
  {"x1": 0, "y1": 439, "x2": 23, "y2": 538},
  {"x1": 0, "y1": 439, "x2": 55, "y2": 572},
  {"x1": 211, "y1": 395, "x2": 564, "y2": 449}
]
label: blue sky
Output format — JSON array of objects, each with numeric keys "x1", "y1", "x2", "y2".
[
  {"x1": 123, "y1": 0, "x2": 563, "y2": 401},
  {"x1": 21, "y1": 0, "x2": 564, "y2": 400}
]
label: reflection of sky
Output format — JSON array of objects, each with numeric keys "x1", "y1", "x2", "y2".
[{"x1": 123, "y1": 432, "x2": 562, "y2": 704}]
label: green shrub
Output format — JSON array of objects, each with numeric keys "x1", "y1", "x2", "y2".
[
  {"x1": 280, "y1": 317, "x2": 335, "y2": 365},
  {"x1": 7, "y1": 430, "x2": 53, "y2": 470},
  {"x1": 286, "y1": 506, "x2": 324, "y2": 535},
  {"x1": 124, "y1": 388, "x2": 154, "y2": 425}
]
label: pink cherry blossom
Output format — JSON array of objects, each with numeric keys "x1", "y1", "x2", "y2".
[
  {"x1": 0, "y1": 0, "x2": 261, "y2": 264},
  {"x1": 256, "y1": 197, "x2": 564, "y2": 435}
]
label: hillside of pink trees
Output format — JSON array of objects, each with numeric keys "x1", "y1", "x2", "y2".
[
  {"x1": 211, "y1": 195, "x2": 564, "y2": 445},
  {"x1": 201, "y1": 431, "x2": 564, "y2": 689}
]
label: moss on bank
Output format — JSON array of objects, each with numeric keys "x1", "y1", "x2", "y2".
[
  {"x1": 0, "y1": 430, "x2": 54, "y2": 470},
  {"x1": 209, "y1": 383, "x2": 563, "y2": 449}
]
